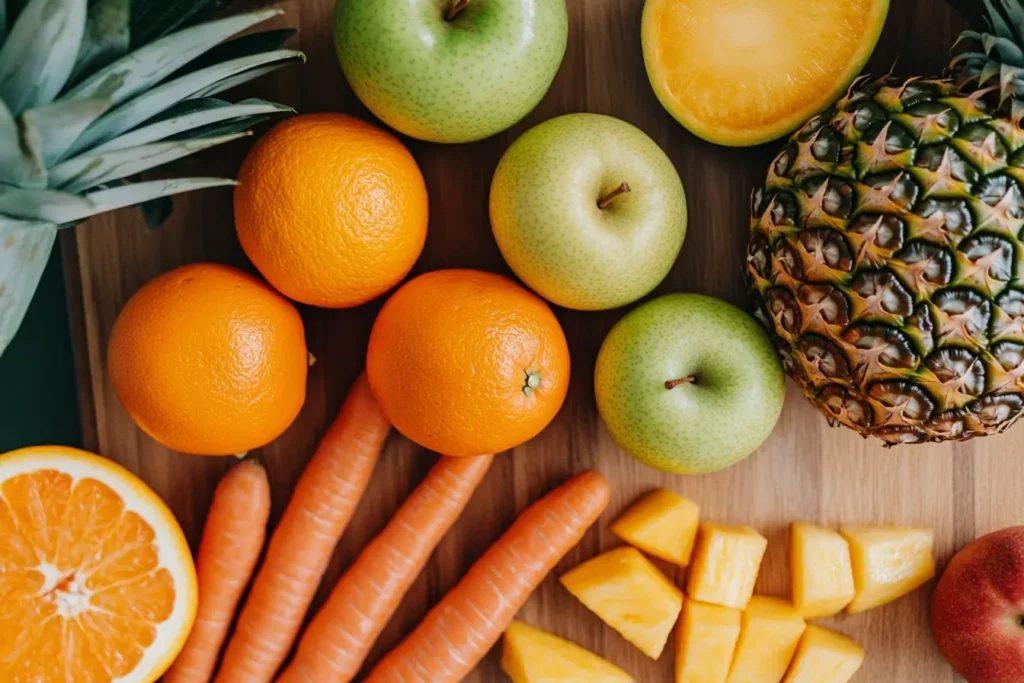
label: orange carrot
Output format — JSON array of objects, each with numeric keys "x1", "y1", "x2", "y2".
[
  {"x1": 364, "y1": 470, "x2": 611, "y2": 683},
  {"x1": 165, "y1": 458, "x2": 271, "y2": 683},
  {"x1": 214, "y1": 373, "x2": 390, "y2": 683},
  {"x1": 278, "y1": 453, "x2": 495, "y2": 683}
]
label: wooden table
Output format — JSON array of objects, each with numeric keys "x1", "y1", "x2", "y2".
[{"x1": 62, "y1": 1, "x2": 1009, "y2": 680}]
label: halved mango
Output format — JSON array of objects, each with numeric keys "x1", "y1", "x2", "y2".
[
  {"x1": 790, "y1": 522, "x2": 855, "y2": 618},
  {"x1": 727, "y1": 597, "x2": 806, "y2": 683},
  {"x1": 560, "y1": 547, "x2": 684, "y2": 659},
  {"x1": 501, "y1": 621, "x2": 635, "y2": 683},
  {"x1": 675, "y1": 600, "x2": 741, "y2": 683},
  {"x1": 687, "y1": 522, "x2": 767, "y2": 609},
  {"x1": 840, "y1": 525, "x2": 935, "y2": 614},
  {"x1": 782, "y1": 625, "x2": 864, "y2": 683},
  {"x1": 641, "y1": 0, "x2": 890, "y2": 146},
  {"x1": 611, "y1": 490, "x2": 701, "y2": 566}
]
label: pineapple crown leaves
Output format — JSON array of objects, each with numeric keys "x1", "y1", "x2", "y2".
[
  {"x1": 951, "y1": 0, "x2": 1024, "y2": 104},
  {"x1": 0, "y1": 0, "x2": 303, "y2": 229}
]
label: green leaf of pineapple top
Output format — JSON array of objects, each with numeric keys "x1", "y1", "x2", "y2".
[
  {"x1": 69, "y1": 0, "x2": 130, "y2": 87},
  {"x1": 0, "y1": 0, "x2": 88, "y2": 114},
  {"x1": 0, "y1": 99, "x2": 45, "y2": 186},
  {"x1": 61, "y1": 8, "x2": 282, "y2": 107},
  {"x1": 21, "y1": 98, "x2": 112, "y2": 167}
]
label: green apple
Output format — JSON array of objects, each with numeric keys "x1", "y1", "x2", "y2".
[
  {"x1": 490, "y1": 113, "x2": 687, "y2": 311},
  {"x1": 334, "y1": 0, "x2": 568, "y2": 144},
  {"x1": 595, "y1": 293, "x2": 785, "y2": 475}
]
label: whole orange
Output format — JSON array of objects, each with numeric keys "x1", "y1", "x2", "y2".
[
  {"x1": 234, "y1": 113, "x2": 429, "y2": 308},
  {"x1": 108, "y1": 263, "x2": 308, "y2": 456},
  {"x1": 367, "y1": 269, "x2": 571, "y2": 457}
]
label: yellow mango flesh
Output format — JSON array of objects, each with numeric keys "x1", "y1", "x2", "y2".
[
  {"x1": 782, "y1": 625, "x2": 865, "y2": 683},
  {"x1": 726, "y1": 596, "x2": 806, "y2": 683},
  {"x1": 790, "y1": 522, "x2": 855, "y2": 618},
  {"x1": 501, "y1": 621, "x2": 635, "y2": 683},
  {"x1": 840, "y1": 525, "x2": 935, "y2": 614},
  {"x1": 687, "y1": 523, "x2": 767, "y2": 609},
  {"x1": 560, "y1": 546, "x2": 683, "y2": 659},
  {"x1": 611, "y1": 490, "x2": 701, "y2": 566},
  {"x1": 675, "y1": 600, "x2": 741, "y2": 683}
]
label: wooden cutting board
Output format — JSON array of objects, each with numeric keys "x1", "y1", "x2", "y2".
[{"x1": 62, "y1": 1, "x2": 1016, "y2": 680}]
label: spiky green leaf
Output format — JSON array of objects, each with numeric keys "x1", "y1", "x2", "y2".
[
  {"x1": 62, "y1": 8, "x2": 283, "y2": 106},
  {"x1": 0, "y1": 99, "x2": 44, "y2": 186},
  {"x1": 83, "y1": 176, "x2": 237, "y2": 215},
  {"x1": 51, "y1": 132, "x2": 250, "y2": 193},
  {"x1": 0, "y1": 0, "x2": 88, "y2": 114},
  {"x1": 0, "y1": 219, "x2": 57, "y2": 356},
  {"x1": 91, "y1": 98, "x2": 290, "y2": 153},
  {"x1": 982, "y1": 0, "x2": 1015, "y2": 40},
  {"x1": 0, "y1": 184, "x2": 95, "y2": 223},
  {"x1": 188, "y1": 57, "x2": 304, "y2": 100},
  {"x1": 69, "y1": 48, "x2": 302, "y2": 153},
  {"x1": 176, "y1": 114, "x2": 270, "y2": 141},
  {"x1": 130, "y1": 0, "x2": 218, "y2": 48},
  {"x1": 983, "y1": 34, "x2": 1024, "y2": 65},
  {"x1": 69, "y1": 0, "x2": 130, "y2": 85},
  {"x1": 21, "y1": 98, "x2": 112, "y2": 167},
  {"x1": 176, "y1": 28, "x2": 299, "y2": 75}
]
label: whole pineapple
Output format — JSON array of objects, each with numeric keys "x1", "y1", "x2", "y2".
[
  {"x1": 748, "y1": 1, "x2": 1024, "y2": 445},
  {"x1": 0, "y1": 0, "x2": 303, "y2": 356}
]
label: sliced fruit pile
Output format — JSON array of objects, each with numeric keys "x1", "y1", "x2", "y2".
[
  {"x1": 0, "y1": 447, "x2": 197, "y2": 682},
  {"x1": 505, "y1": 489, "x2": 936, "y2": 683}
]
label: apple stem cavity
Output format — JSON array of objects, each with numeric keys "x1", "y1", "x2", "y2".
[
  {"x1": 597, "y1": 182, "x2": 631, "y2": 210},
  {"x1": 664, "y1": 376, "x2": 696, "y2": 390},
  {"x1": 446, "y1": 0, "x2": 470, "y2": 21}
]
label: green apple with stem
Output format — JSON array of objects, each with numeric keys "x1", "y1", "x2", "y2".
[
  {"x1": 490, "y1": 113, "x2": 687, "y2": 310},
  {"x1": 595, "y1": 293, "x2": 785, "y2": 475},
  {"x1": 334, "y1": 0, "x2": 568, "y2": 144}
]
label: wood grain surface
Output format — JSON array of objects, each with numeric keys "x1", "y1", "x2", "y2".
[{"x1": 61, "y1": 1, "x2": 1012, "y2": 680}]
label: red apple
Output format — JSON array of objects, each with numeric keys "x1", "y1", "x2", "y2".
[{"x1": 931, "y1": 526, "x2": 1024, "y2": 682}]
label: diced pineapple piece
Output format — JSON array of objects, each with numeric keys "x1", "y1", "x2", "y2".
[
  {"x1": 790, "y1": 522, "x2": 855, "y2": 618},
  {"x1": 611, "y1": 490, "x2": 701, "y2": 566},
  {"x1": 675, "y1": 600, "x2": 741, "y2": 683},
  {"x1": 560, "y1": 546, "x2": 683, "y2": 659},
  {"x1": 726, "y1": 596, "x2": 806, "y2": 683},
  {"x1": 782, "y1": 625, "x2": 865, "y2": 683},
  {"x1": 687, "y1": 523, "x2": 768, "y2": 609},
  {"x1": 840, "y1": 525, "x2": 935, "y2": 614},
  {"x1": 501, "y1": 621, "x2": 635, "y2": 683}
]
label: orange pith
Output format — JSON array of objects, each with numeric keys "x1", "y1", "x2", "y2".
[
  {"x1": 235, "y1": 113, "x2": 429, "y2": 309},
  {"x1": 0, "y1": 447, "x2": 196, "y2": 683},
  {"x1": 642, "y1": 0, "x2": 889, "y2": 146},
  {"x1": 366, "y1": 269, "x2": 571, "y2": 457}
]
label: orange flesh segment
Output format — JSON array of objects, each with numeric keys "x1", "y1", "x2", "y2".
[
  {"x1": 644, "y1": 0, "x2": 887, "y2": 144},
  {"x1": 0, "y1": 470, "x2": 175, "y2": 681}
]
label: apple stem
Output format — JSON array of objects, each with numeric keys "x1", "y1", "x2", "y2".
[
  {"x1": 446, "y1": 0, "x2": 469, "y2": 20},
  {"x1": 664, "y1": 376, "x2": 696, "y2": 390},
  {"x1": 597, "y1": 182, "x2": 631, "y2": 209}
]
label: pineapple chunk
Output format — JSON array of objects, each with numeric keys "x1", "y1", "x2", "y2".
[
  {"x1": 726, "y1": 596, "x2": 806, "y2": 683},
  {"x1": 501, "y1": 621, "x2": 635, "y2": 683},
  {"x1": 675, "y1": 600, "x2": 741, "y2": 683},
  {"x1": 790, "y1": 522, "x2": 855, "y2": 618},
  {"x1": 840, "y1": 525, "x2": 935, "y2": 614},
  {"x1": 611, "y1": 490, "x2": 701, "y2": 566},
  {"x1": 687, "y1": 523, "x2": 768, "y2": 609},
  {"x1": 782, "y1": 625, "x2": 865, "y2": 683},
  {"x1": 560, "y1": 547, "x2": 683, "y2": 659}
]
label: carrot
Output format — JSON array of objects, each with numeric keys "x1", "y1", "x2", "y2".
[
  {"x1": 164, "y1": 458, "x2": 272, "y2": 683},
  {"x1": 214, "y1": 373, "x2": 390, "y2": 683},
  {"x1": 364, "y1": 470, "x2": 611, "y2": 683},
  {"x1": 278, "y1": 453, "x2": 495, "y2": 683}
]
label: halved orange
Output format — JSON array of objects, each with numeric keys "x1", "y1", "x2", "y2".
[
  {"x1": 642, "y1": 0, "x2": 890, "y2": 146},
  {"x1": 0, "y1": 446, "x2": 197, "y2": 682}
]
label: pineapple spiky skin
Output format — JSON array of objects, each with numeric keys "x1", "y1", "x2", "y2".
[{"x1": 748, "y1": 71, "x2": 1024, "y2": 445}]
